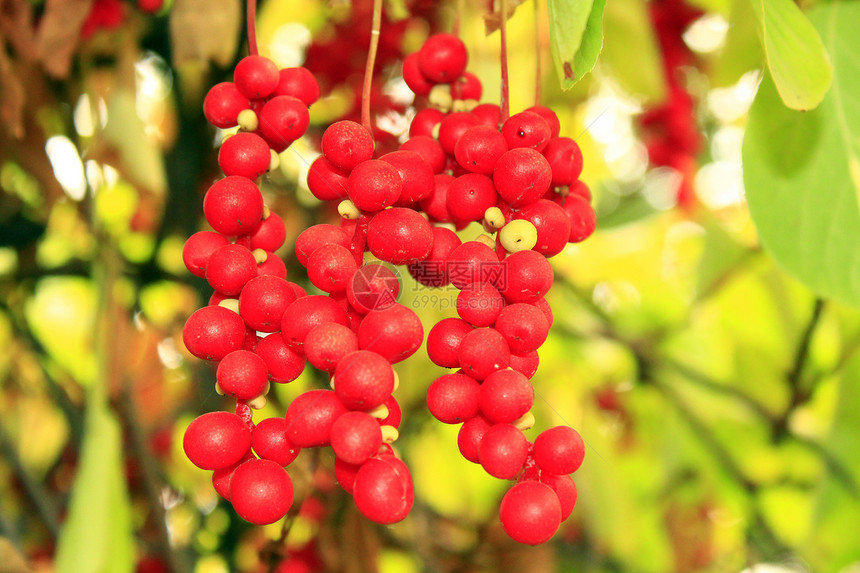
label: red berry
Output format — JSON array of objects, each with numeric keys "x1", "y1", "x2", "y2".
[
  {"x1": 306, "y1": 156, "x2": 350, "y2": 201},
  {"x1": 381, "y1": 150, "x2": 435, "y2": 205},
  {"x1": 471, "y1": 103, "x2": 502, "y2": 129},
  {"x1": 438, "y1": 112, "x2": 480, "y2": 155},
  {"x1": 426, "y1": 317, "x2": 473, "y2": 368},
  {"x1": 219, "y1": 132, "x2": 271, "y2": 179},
  {"x1": 183, "y1": 231, "x2": 230, "y2": 278},
  {"x1": 230, "y1": 459, "x2": 294, "y2": 524},
  {"x1": 295, "y1": 224, "x2": 351, "y2": 267},
  {"x1": 274, "y1": 67, "x2": 320, "y2": 106},
  {"x1": 509, "y1": 350, "x2": 540, "y2": 379},
  {"x1": 307, "y1": 244, "x2": 358, "y2": 294},
  {"x1": 250, "y1": 213, "x2": 286, "y2": 252},
  {"x1": 456, "y1": 282, "x2": 504, "y2": 327},
  {"x1": 304, "y1": 323, "x2": 359, "y2": 373},
  {"x1": 418, "y1": 173, "x2": 454, "y2": 223},
  {"x1": 234, "y1": 55, "x2": 280, "y2": 100},
  {"x1": 203, "y1": 176, "x2": 264, "y2": 236},
  {"x1": 281, "y1": 295, "x2": 350, "y2": 353},
  {"x1": 479, "y1": 369, "x2": 534, "y2": 424},
  {"x1": 427, "y1": 372, "x2": 481, "y2": 424},
  {"x1": 183, "y1": 411, "x2": 252, "y2": 470},
  {"x1": 525, "y1": 105, "x2": 561, "y2": 138},
  {"x1": 498, "y1": 250, "x2": 554, "y2": 304},
  {"x1": 501, "y1": 111, "x2": 552, "y2": 152},
  {"x1": 533, "y1": 426, "x2": 585, "y2": 474},
  {"x1": 254, "y1": 333, "x2": 306, "y2": 383},
  {"x1": 494, "y1": 302, "x2": 550, "y2": 353},
  {"x1": 418, "y1": 33, "x2": 468, "y2": 83},
  {"x1": 357, "y1": 303, "x2": 423, "y2": 363},
  {"x1": 540, "y1": 472, "x2": 577, "y2": 521},
  {"x1": 203, "y1": 82, "x2": 250, "y2": 129},
  {"x1": 206, "y1": 244, "x2": 257, "y2": 295},
  {"x1": 366, "y1": 208, "x2": 434, "y2": 265},
  {"x1": 454, "y1": 125, "x2": 508, "y2": 175},
  {"x1": 347, "y1": 263, "x2": 401, "y2": 314},
  {"x1": 445, "y1": 240, "x2": 501, "y2": 289},
  {"x1": 513, "y1": 199, "x2": 571, "y2": 257},
  {"x1": 458, "y1": 414, "x2": 492, "y2": 463},
  {"x1": 499, "y1": 480, "x2": 562, "y2": 544},
  {"x1": 252, "y1": 417, "x2": 300, "y2": 467},
  {"x1": 352, "y1": 456, "x2": 414, "y2": 524},
  {"x1": 402, "y1": 52, "x2": 434, "y2": 96},
  {"x1": 400, "y1": 136, "x2": 446, "y2": 174},
  {"x1": 183, "y1": 305, "x2": 247, "y2": 361},
  {"x1": 493, "y1": 148, "x2": 553, "y2": 207},
  {"x1": 451, "y1": 71, "x2": 482, "y2": 100},
  {"x1": 409, "y1": 107, "x2": 445, "y2": 139},
  {"x1": 347, "y1": 159, "x2": 402, "y2": 212},
  {"x1": 258, "y1": 95, "x2": 310, "y2": 152},
  {"x1": 217, "y1": 350, "x2": 268, "y2": 399},
  {"x1": 478, "y1": 423, "x2": 528, "y2": 478},
  {"x1": 458, "y1": 327, "x2": 510, "y2": 380},
  {"x1": 285, "y1": 389, "x2": 348, "y2": 447},
  {"x1": 555, "y1": 194, "x2": 596, "y2": 243},
  {"x1": 239, "y1": 275, "x2": 297, "y2": 332},
  {"x1": 322, "y1": 121, "x2": 374, "y2": 172},
  {"x1": 407, "y1": 227, "x2": 461, "y2": 287},
  {"x1": 543, "y1": 137, "x2": 584, "y2": 187},
  {"x1": 331, "y1": 411, "x2": 383, "y2": 465},
  {"x1": 447, "y1": 173, "x2": 498, "y2": 223},
  {"x1": 333, "y1": 350, "x2": 395, "y2": 411}
]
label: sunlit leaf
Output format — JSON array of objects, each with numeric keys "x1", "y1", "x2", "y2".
[
  {"x1": 711, "y1": 0, "x2": 762, "y2": 88},
  {"x1": 169, "y1": 0, "x2": 241, "y2": 69},
  {"x1": 743, "y1": 1, "x2": 860, "y2": 306},
  {"x1": 748, "y1": 0, "x2": 832, "y2": 110},
  {"x1": 55, "y1": 403, "x2": 134, "y2": 573},
  {"x1": 548, "y1": 0, "x2": 606, "y2": 89}
]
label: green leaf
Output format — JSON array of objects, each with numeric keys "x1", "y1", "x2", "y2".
[
  {"x1": 749, "y1": 0, "x2": 832, "y2": 110},
  {"x1": 711, "y1": 0, "x2": 762, "y2": 88},
  {"x1": 601, "y1": 0, "x2": 666, "y2": 104},
  {"x1": 547, "y1": 0, "x2": 606, "y2": 89},
  {"x1": 743, "y1": 0, "x2": 860, "y2": 306},
  {"x1": 55, "y1": 403, "x2": 134, "y2": 573}
]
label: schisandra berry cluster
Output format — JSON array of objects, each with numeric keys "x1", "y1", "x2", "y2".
[
  {"x1": 183, "y1": 53, "x2": 414, "y2": 528},
  {"x1": 180, "y1": 29, "x2": 597, "y2": 544}
]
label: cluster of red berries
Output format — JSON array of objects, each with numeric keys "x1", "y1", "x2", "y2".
[
  {"x1": 378, "y1": 32, "x2": 593, "y2": 545},
  {"x1": 180, "y1": 28, "x2": 596, "y2": 543},
  {"x1": 183, "y1": 53, "x2": 417, "y2": 526},
  {"x1": 639, "y1": 0, "x2": 704, "y2": 209}
]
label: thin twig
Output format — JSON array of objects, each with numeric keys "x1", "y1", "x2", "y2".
[
  {"x1": 246, "y1": 0, "x2": 258, "y2": 56},
  {"x1": 499, "y1": 0, "x2": 510, "y2": 122},
  {"x1": 0, "y1": 425, "x2": 61, "y2": 538}
]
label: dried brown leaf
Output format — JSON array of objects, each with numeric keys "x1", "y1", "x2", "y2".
[
  {"x1": 36, "y1": 0, "x2": 93, "y2": 78},
  {"x1": 169, "y1": 0, "x2": 241, "y2": 69},
  {"x1": 484, "y1": 0, "x2": 528, "y2": 34},
  {"x1": 0, "y1": 0, "x2": 38, "y2": 61},
  {"x1": 0, "y1": 44, "x2": 24, "y2": 138},
  {"x1": 0, "y1": 538, "x2": 32, "y2": 573}
]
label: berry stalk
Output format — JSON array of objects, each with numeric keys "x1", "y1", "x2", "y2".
[
  {"x1": 246, "y1": 0, "x2": 258, "y2": 56},
  {"x1": 361, "y1": 0, "x2": 385, "y2": 134},
  {"x1": 499, "y1": 0, "x2": 510, "y2": 122}
]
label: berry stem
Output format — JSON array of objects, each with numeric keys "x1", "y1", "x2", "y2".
[
  {"x1": 499, "y1": 0, "x2": 510, "y2": 122},
  {"x1": 361, "y1": 0, "x2": 384, "y2": 135},
  {"x1": 350, "y1": 215, "x2": 370, "y2": 266},
  {"x1": 453, "y1": 0, "x2": 465, "y2": 37},
  {"x1": 534, "y1": 0, "x2": 543, "y2": 105},
  {"x1": 246, "y1": 0, "x2": 259, "y2": 56}
]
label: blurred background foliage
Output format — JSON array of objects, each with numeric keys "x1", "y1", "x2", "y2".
[{"x1": 1, "y1": 0, "x2": 859, "y2": 571}]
